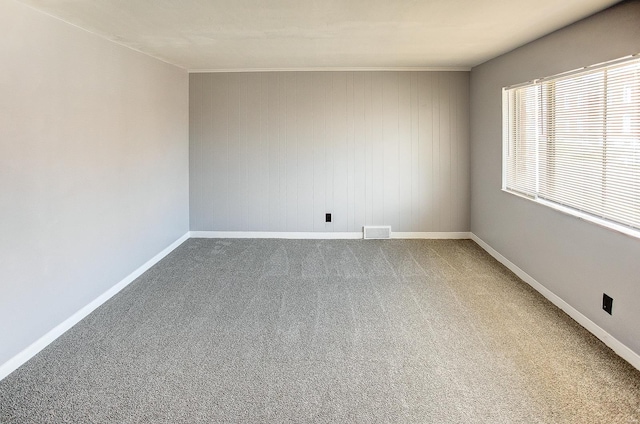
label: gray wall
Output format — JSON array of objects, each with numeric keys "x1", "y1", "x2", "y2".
[
  {"x1": 190, "y1": 71, "x2": 470, "y2": 233},
  {"x1": 0, "y1": 1, "x2": 189, "y2": 366},
  {"x1": 470, "y1": 1, "x2": 640, "y2": 355}
]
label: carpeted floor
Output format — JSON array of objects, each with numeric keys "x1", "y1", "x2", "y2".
[{"x1": 1, "y1": 239, "x2": 639, "y2": 423}]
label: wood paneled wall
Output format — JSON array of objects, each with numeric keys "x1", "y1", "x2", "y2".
[{"x1": 190, "y1": 71, "x2": 469, "y2": 233}]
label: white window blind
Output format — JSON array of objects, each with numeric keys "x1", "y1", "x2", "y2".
[{"x1": 503, "y1": 55, "x2": 640, "y2": 233}]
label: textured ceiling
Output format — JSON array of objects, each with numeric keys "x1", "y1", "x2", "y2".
[{"x1": 17, "y1": 0, "x2": 620, "y2": 71}]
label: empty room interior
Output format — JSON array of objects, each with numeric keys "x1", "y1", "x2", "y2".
[{"x1": 2, "y1": 0, "x2": 640, "y2": 422}]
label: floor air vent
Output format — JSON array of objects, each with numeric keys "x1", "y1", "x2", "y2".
[{"x1": 363, "y1": 226, "x2": 392, "y2": 239}]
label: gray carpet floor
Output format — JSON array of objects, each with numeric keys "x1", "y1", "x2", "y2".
[{"x1": 1, "y1": 239, "x2": 639, "y2": 423}]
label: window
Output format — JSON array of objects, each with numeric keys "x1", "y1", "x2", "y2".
[{"x1": 503, "y1": 55, "x2": 640, "y2": 236}]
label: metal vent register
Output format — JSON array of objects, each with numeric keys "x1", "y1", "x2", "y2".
[{"x1": 363, "y1": 226, "x2": 391, "y2": 239}]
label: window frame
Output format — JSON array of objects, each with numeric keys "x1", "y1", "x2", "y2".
[{"x1": 501, "y1": 54, "x2": 640, "y2": 240}]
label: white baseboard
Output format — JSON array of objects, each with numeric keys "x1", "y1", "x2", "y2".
[
  {"x1": 0, "y1": 232, "x2": 190, "y2": 382},
  {"x1": 190, "y1": 231, "x2": 364, "y2": 239},
  {"x1": 392, "y1": 232, "x2": 471, "y2": 239},
  {"x1": 470, "y1": 233, "x2": 640, "y2": 372},
  {"x1": 191, "y1": 231, "x2": 472, "y2": 240}
]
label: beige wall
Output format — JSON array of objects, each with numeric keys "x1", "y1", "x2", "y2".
[
  {"x1": 190, "y1": 71, "x2": 470, "y2": 233},
  {"x1": 0, "y1": 1, "x2": 189, "y2": 367},
  {"x1": 470, "y1": 1, "x2": 640, "y2": 355}
]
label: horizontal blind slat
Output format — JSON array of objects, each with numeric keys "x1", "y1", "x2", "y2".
[{"x1": 503, "y1": 55, "x2": 640, "y2": 231}]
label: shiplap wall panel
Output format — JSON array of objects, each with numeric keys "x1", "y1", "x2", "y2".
[
  {"x1": 382, "y1": 72, "x2": 399, "y2": 231},
  {"x1": 312, "y1": 74, "x2": 325, "y2": 232},
  {"x1": 372, "y1": 73, "x2": 385, "y2": 227},
  {"x1": 418, "y1": 73, "x2": 431, "y2": 231},
  {"x1": 353, "y1": 73, "x2": 367, "y2": 231},
  {"x1": 190, "y1": 71, "x2": 470, "y2": 232},
  {"x1": 439, "y1": 73, "x2": 451, "y2": 231},
  {"x1": 333, "y1": 73, "x2": 349, "y2": 232},
  {"x1": 398, "y1": 74, "x2": 412, "y2": 232},
  {"x1": 431, "y1": 73, "x2": 440, "y2": 229},
  {"x1": 410, "y1": 73, "x2": 421, "y2": 231},
  {"x1": 299, "y1": 73, "x2": 315, "y2": 232}
]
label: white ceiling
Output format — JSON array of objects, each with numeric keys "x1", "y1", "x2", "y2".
[{"x1": 18, "y1": 0, "x2": 620, "y2": 71}]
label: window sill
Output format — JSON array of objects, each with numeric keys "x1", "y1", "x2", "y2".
[{"x1": 501, "y1": 188, "x2": 640, "y2": 241}]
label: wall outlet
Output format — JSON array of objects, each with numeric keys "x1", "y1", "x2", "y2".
[
  {"x1": 602, "y1": 293, "x2": 613, "y2": 315},
  {"x1": 325, "y1": 213, "x2": 331, "y2": 223}
]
